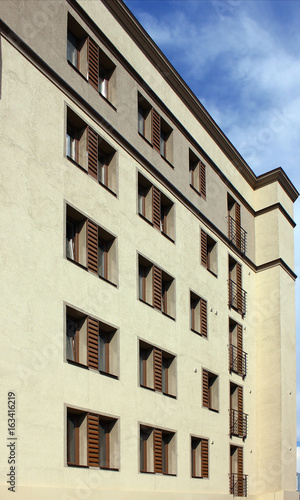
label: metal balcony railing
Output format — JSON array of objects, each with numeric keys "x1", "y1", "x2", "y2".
[
  {"x1": 228, "y1": 216, "x2": 247, "y2": 255},
  {"x1": 230, "y1": 409, "x2": 248, "y2": 440},
  {"x1": 229, "y1": 473, "x2": 248, "y2": 497},
  {"x1": 229, "y1": 279, "x2": 246, "y2": 316},
  {"x1": 229, "y1": 344, "x2": 247, "y2": 378}
]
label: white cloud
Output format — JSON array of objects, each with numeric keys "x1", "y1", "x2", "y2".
[{"x1": 297, "y1": 446, "x2": 300, "y2": 473}]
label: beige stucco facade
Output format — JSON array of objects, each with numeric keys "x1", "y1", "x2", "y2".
[{"x1": 0, "y1": 1, "x2": 298, "y2": 499}]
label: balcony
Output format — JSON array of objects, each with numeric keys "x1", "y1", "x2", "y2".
[
  {"x1": 229, "y1": 279, "x2": 246, "y2": 316},
  {"x1": 229, "y1": 473, "x2": 248, "y2": 497},
  {"x1": 228, "y1": 216, "x2": 247, "y2": 254},
  {"x1": 230, "y1": 409, "x2": 248, "y2": 440},
  {"x1": 229, "y1": 345, "x2": 247, "y2": 378}
]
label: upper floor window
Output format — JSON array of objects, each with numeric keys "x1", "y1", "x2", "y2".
[
  {"x1": 66, "y1": 305, "x2": 119, "y2": 378},
  {"x1": 138, "y1": 173, "x2": 175, "y2": 241},
  {"x1": 138, "y1": 255, "x2": 175, "y2": 319},
  {"x1": 229, "y1": 319, "x2": 247, "y2": 378},
  {"x1": 230, "y1": 383, "x2": 247, "y2": 440},
  {"x1": 228, "y1": 194, "x2": 247, "y2": 254},
  {"x1": 191, "y1": 436, "x2": 209, "y2": 478},
  {"x1": 202, "y1": 369, "x2": 219, "y2": 412},
  {"x1": 190, "y1": 291, "x2": 207, "y2": 337},
  {"x1": 66, "y1": 205, "x2": 117, "y2": 285},
  {"x1": 67, "y1": 15, "x2": 116, "y2": 105},
  {"x1": 66, "y1": 108, "x2": 117, "y2": 194},
  {"x1": 140, "y1": 425, "x2": 176, "y2": 475},
  {"x1": 228, "y1": 256, "x2": 246, "y2": 316},
  {"x1": 67, "y1": 407, "x2": 119, "y2": 469},
  {"x1": 67, "y1": 15, "x2": 88, "y2": 78},
  {"x1": 200, "y1": 229, "x2": 217, "y2": 276},
  {"x1": 189, "y1": 149, "x2": 206, "y2": 199},
  {"x1": 139, "y1": 340, "x2": 177, "y2": 397},
  {"x1": 138, "y1": 93, "x2": 173, "y2": 163}
]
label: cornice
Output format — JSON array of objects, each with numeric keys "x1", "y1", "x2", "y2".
[
  {"x1": 256, "y1": 168, "x2": 299, "y2": 202},
  {"x1": 101, "y1": 0, "x2": 299, "y2": 203}
]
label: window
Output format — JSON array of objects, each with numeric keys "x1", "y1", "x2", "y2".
[
  {"x1": 66, "y1": 108, "x2": 117, "y2": 193},
  {"x1": 138, "y1": 173, "x2": 175, "y2": 240},
  {"x1": 138, "y1": 255, "x2": 175, "y2": 319},
  {"x1": 67, "y1": 408, "x2": 119, "y2": 469},
  {"x1": 139, "y1": 340, "x2": 176, "y2": 397},
  {"x1": 202, "y1": 369, "x2": 219, "y2": 412},
  {"x1": 190, "y1": 292, "x2": 207, "y2": 337},
  {"x1": 229, "y1": 319, "x2": 247, "y2": 378},
  {"x1": 228, "y1": 256, "x2": 246, "y2": 316},
  {"x1": 191, "y1": 437, "x2": 209, "y2": 478},
  {"x1": 67, "y1": 15, "x2": 88, "y2": 78},
  {"x1": 66, "y1": 306, "x2": 119, "y2": 377},
  {"x1": 88, "y1": 37, "x2": 116, "y2": 103},
  {"x1": 140, "y1": 425, "x2": 176, "y2": 475},
  {"x1": 201, "y1": 229, "x2": 217, "y2": 276},
  {"x1": 138, "y1": 93, "x2": 173, "y2": 163},
  {"x1": 228, "y1": 194, "x2": 247, "y2": 254},
  {"x1": 230, "y1": 383, "x2": 247, "y2": 439},
  {"x1": 67, "y1": 15, "x2": 116, "y2": 104},
  {"x1": 66, "y1": 206, "x2": 117, "y2": 285},
  {"x1": 230, "y1": 446, "x2": 247, "y2": 497},
  {"x1": 189, "y1": 149, "x2": 206, "y2": 198}
]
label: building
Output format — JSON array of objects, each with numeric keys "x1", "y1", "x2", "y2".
[{"x1": 0, "y1": 0, "x2": 298, "y2": 499}]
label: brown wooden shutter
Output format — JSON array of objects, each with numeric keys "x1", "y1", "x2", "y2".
[
  {"x1": 237, "y1": 447, "x2": 243, "y2": 496},
  {"x1": 201, "y1": 439, "x2": 209, "y2": 478},
  {"x1": 201, "y1": 229, "x2": 208, "y2": 268},
  {"x1": 200, "y1": 299, "x2": 207, "y2": 337},
  {"x1": 152, "y1": 108, "x2": 161, "y2": 152},
  {"x1": 235, "y1": 203, "x2": 241, "y2": 250},
  {"x1": 87, "y1": 413, "x2": 99, "y2": 466},
  {"x1": 237, "y1": 386, "x2": 243, "y2": 436},
  {"x1": 152, "y1": 186, "x2": 161, "y2": 230},
  {"x1": 87, "y1": 317, "x2": 99, "y2": 370},
  {"x1": 88, "y1": 37, "x2": 99, "y2": 90},
  {"x1": 153, "y1": 266, "x2": 162, "y2": 310},
  {"x1": 87, "y1": 127, "x2": 98, "y2": 179},
  {"x1": 87, "y1": 220, "x2": 98, "y2": 274},
  {"x1": 200, "y1": 161, "x2": 206, "y2": 198},
  {"x1": 154, "y1": 347, "x2": 162, "y2": 392},
  {"x1": 236, "y1": 263, "x2": 242, "y2": 313},
  {"x1": 202, "y1": 369, "x2": 209, "y2": 408},
  {"x1": 154, "y1": 429, "x2": 163, "y2": 473},
  {"x1": 237, "y1": 324, "x2": 243, "y2": 375}
]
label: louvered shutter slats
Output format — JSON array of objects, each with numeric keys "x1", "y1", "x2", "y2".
[
  {"x1": 154, "y1": 348, "x2": 162, "y2": 391},
  {"x1": 200, "y1": 161, "x2": 206, "y2": 198},
  {"x1": 87, "y1": 413, "x2": 99, "y2": 466},
  {"x1": 87, "y1": 220, "x2": 98, "y2": 274},
  {"x1": 152, "y1": 109, "x2": 161, "y2": 152},
  {"x1": 237, "y1": 324, "x2": 243, "y2": 374},
  {"x1": 88, "y1": 127, "x2": 98, "y2": 179},
  {"x1": 201, "y1": 439, "x2": 209, "y2": 478},
  {"x1": 236, "y1": 263, "x2": 242, "y2": 312},
  {"x1": 154, "y1": 429, "x2": 163, "y2": 473},
  {"x1": 202, "y1": 370, "x2": 209, "y2": 408},
  {"x1": 153, "y1": 266, "x2": 162, "y2": 310},
  {"x1": 200, "y1": 299, "x2": 207, "y2": 337},
  {"x1": 152, "y1": 186, "x2": 161, "y2": 229},
  {"x1": 201, "y1": 229, "x2": 208, "y2": 267},
  {"x1": 88, "y1": 37, "x2": 99, "y2": 90},
  {"x1": 88, "y1": 317, "x2": 99, "y2": 370},
  {"x1": 237, "y1": 447, "x2": 243, "y2": 495},
  {"x1": 238, "y1": 386, "x2": 243, "y2": 436},
  {"x1": 235, "y1": 203, "x2": 241, "y2": 250}
]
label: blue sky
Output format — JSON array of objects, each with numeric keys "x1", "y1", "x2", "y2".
[{"x1": 123, "y1": 0, "x2": 300, "y2": 468}]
